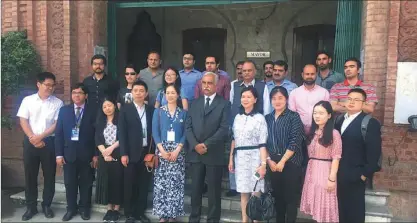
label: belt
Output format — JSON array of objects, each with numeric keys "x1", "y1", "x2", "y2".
[
  {"x1": 233, "y1": 146, "x2": 259, "y2": 156},
  {"x1": 309, "y1": 157, "x2": 332, "y2": 162}
]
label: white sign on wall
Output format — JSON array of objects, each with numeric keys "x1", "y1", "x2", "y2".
[
  {"x1": 394, "y1": 62, "x2": 417, "y2": 124},
  {"x1": 246, "y1": 51, "x2": 270, "y2": 58}
]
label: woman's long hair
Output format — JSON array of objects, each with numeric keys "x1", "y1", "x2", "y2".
[
  {"x1": 162, "y1": 67, "x2": 182, "y2": 92},
  {"x1": 307, "y1": 100, "x2": 334, "y2": 147},
  {"x1": 164, "y1": 83, "x2": 183, "y2": 109},
  {"x1": 96, "y1": 96, "x2": 119, "y2": 126}
]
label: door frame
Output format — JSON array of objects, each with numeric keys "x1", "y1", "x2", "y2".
[{"x1": 107, "y1": 0, "x2": 288, "y2": 77}]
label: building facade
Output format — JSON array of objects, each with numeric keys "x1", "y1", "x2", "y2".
[{"x1": 1, "y1": 0, "x2": 417, "y2": 220}]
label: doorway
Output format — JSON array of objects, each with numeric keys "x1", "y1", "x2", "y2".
[
  {"x1": 292, "y1": 24, "x2": 336, "y2": 85},
  {"x1": 183, "y1": 28, "x2": 227, "y2": 72}
]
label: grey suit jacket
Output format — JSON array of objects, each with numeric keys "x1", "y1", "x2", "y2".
[{"x1": 186, "y1": 94, "x2": 231, "y2": 166}]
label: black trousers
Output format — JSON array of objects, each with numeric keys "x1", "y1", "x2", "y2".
[
  {"x1": 123, "y1": 159, "x2": 151, "y2": 218},
  {"x1": 337, "y1": 180, "x2": 366, "y2": 223},
  {"x1": 23, "y1": 136, "x2": 56, "y2": 209},
  {"x1": 189, "y1": 162, "x2": 223, "y2": 223},
  {"x1": 105, "y1": 149, "x2": 123, "y2": 205},
  {"x1": 269, "y1": 161, "x2": 302, "y2": 223},
  {"x1": 63, "y1": 159, "x2": 93, "y2": 212}
]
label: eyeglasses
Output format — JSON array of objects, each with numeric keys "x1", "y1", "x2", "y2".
[
  {"x1": 347, "y1": 97, "x2": 364, "y2": 103},
  {"x1": 125, "y1": 72, "x2": 137, "y2": 76},
  {"x1": 42, "y1": 83, "x2": 56, "y2": 88}
]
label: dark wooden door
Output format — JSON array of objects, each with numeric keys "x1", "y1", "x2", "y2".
[
  {"x1": 292, "y1": 24, "x2": 336, "y2": 85},
  {"x1": 183, "y1": 28, "x2": 226, "y2": 72}
]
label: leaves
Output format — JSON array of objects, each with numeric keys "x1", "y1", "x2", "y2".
[
  {"x1": 1, "y1": 31, "x2": 41, "y2": 97},
  {"x1": 1, "y1": 30, "x2": 41, "y2": 128}
]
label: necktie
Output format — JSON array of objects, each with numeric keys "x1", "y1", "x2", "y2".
[
  {"x1": 75, "y1": 107, "x2": 81, "y2": 127},
  {"x1": 205, "y1": 97, "x2": 210, "y2": 109}
]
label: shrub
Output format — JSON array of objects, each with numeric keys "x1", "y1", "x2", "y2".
[{"x1": 1, "y1": 31, "x2": 41, "y2": 128}]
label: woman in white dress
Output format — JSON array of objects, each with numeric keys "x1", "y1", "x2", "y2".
[{"x1": 228, "y1": 86, "x2": 268, "y2": 222}]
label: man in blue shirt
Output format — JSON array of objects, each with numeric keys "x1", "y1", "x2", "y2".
[
  {"x1": 179, "y1": 53, "x2": 202, "y2": 104},
  {"x1": 315, "y1": 50, "x2": 345, "y2": 91},
  {"x1": 266, "y1": 60, "x2": 298, "y2": 94}
]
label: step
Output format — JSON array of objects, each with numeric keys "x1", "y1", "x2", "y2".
[
  {"x1": 10, "y1": 190, "x2": 313, "y2": 222},
  {"x1": 365, "y1": 203, "x2": 393, "y2": 222},
  {"x1": 365, "y1": 189, "x2": 390, "y2": 206}
]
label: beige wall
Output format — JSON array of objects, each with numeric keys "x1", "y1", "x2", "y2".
[{"x1": 116, "y1": 1, "x2": 337, "y2": 79}]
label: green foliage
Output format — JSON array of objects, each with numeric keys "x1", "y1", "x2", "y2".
[
  {"x1": 1, "y1": 31, "x2": 41, "y2": 97},
  {"x1": 1, "y1": 31, "x2": 41, "y2": 128}
]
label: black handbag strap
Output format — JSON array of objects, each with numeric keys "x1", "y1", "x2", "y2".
[{"x1": 252, "y1": 180, "x2": 259, "y2": 192}]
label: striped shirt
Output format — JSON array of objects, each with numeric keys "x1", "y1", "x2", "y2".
[
  {"x1": 330, "y1": 79, "x2": 378, "y2": 104},
  {"x1": 265, "y1": 109, "x2": 305, "y2": 166}
]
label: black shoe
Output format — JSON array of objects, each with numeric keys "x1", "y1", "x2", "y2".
[
  {"x1": 80, "y1": 210, "x2": 91, "y2": 220},
  {"x1": 225, "y1": 189, "x2": 238, "y2": 197},
  {"x1": 22, "y1": 208, "x2": 38, "y2": 221},
  {"x1": 111, "y1": 210, "x2": 121, "y2": 222},
  {"x1": 42, "y1": 206, "x2": 54, "y2": 218},
  {"x1": 138, "y1": 214, "x2": 151, "y2": 223},
  {"x1": 125, "y1": 216, "x2": 136, "y2": 223},
  {"x1": 62, "y1": 210, "x2": 77, "y2": 221},
  {"x1": 103, "y1": 210, "x2": 113, "y2": 222}
]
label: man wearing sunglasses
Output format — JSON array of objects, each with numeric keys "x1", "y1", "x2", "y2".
[{"x1": 117, "y1": 64, "x2": 139, "y2": 109}]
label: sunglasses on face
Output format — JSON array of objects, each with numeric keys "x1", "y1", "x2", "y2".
[{"x1": 125, "y1": 72, "x2": 137, "y2": 76}]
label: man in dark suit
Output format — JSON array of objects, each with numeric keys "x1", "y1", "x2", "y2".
[
  {"x1": 55, "y1": 83, "x2": 98, "y2": 221},
  {"x1": 186, "y1": 72, "x2": 231, "y2": 223},
  {"x1": 335, "y1": 88, "x2": 382, "y2": 223},
  {"x1": 119, "y1": 80, "x2": 154, "y2": 223}
]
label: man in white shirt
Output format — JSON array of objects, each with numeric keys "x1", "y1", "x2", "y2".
[{"x1": 17, "y1": 72, "x2": 64, "y2": 221}]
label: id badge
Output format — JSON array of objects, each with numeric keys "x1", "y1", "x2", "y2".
[
  {"x1": 71, "y1": 127, "x2": 79, "y2": 141},
  {"x1": 167, "y1": 130, "x2": 175, "y2": 142},
  {"x1": 142, "y1": 128, "x2": 147, "y2": 139}
]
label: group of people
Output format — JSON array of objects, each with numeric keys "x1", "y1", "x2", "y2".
[{"x1": 17, "y1": 50, "x2": 382, "y2": 223}]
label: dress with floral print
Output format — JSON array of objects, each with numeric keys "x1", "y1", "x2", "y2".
[{"x1": 152, "y1": 105, "x2": 185, "y2": 219}]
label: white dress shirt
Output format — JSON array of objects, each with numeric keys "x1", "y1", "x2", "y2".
[
  {"x1": 134, "y1": 102, "x2": 148, "y2": 147},
  {"x1": 204, "y1": 93, "x2": 217, "y2": 107},
  {"x1": 341, "y1": 111, "x2": 362, "y2": 134},
  {"x1": 229, "y1": 79, "x2": 271, "y2": 115},
  {"x1": 17, "y1": 93, "x2": 64, "y2": 136}
]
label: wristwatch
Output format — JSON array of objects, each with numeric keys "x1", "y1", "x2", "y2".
[{"x1": 266, "y1": 157, "x2": 271, "y2": 160}]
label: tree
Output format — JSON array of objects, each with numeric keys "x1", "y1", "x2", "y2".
[{"x1": 1, "y1": 31, "x2": 41, "y2": 128}]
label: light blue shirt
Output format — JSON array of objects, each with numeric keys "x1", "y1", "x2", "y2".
[
  {"x1": 179, "y1": 68, "x2": 202, "y2": 102},
  {"x1": 156, "y1": 88, "x2": 186, "y2": 106},
  {"x1": 266, "y1": 79, "x2": 298, "y2": 95},
  {"x1": 152, "y1": 106, "x2": 187, "y2": 145},
  {"x1": 266, "y1": 79, "x2": 298, "y2": 111}
]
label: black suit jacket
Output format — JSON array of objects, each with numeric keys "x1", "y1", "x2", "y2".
[
  {"x1": 119, "y1": 103, "x2": 154, "y2": 163},
  {"x1": 335, "y1": 112, "x2": 382, "y2": 183},
  {"x1": 55, "y1": 104, "x2": 97, "y2": 163},
  {"x1": 186, "y1": 94, "x2": 231, "y2": 166}
]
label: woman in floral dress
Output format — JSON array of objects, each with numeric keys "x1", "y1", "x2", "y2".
[
  {"x1": 152, "y1": 83, "x2": 187, "y2": 222},
  {"x1": 300, "y1": 100, "x2": 342, "y2": 223},
  {"x1": 228, "y1": 86, "x2": 268, "y2": 222}
]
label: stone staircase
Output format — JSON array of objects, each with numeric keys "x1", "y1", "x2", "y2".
[{"x1": 10, "y1": 165, "x2": 393, "y2": 222}]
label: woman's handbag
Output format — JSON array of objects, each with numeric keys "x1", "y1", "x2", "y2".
[
  {"x1": 144, "y1": 136, "x2": 158, "y2": 172},
  {"x1": 246, "y1": 180, "x2": 276, "y2": 221}
]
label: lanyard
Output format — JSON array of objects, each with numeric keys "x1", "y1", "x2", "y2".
[
  {"x1": 168, "y1": 108, "x2": 178, "y2": 130},
  {"x1": 75, "y1": 108, "x2": 84, "y2": 128},
  {"x1": 139, "y1": 109, "x2": 146, "y2": 121}
]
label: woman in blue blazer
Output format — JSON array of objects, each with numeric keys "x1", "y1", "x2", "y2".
[{"x1": 152, "y1": 83, "x2": 187, "y2": 222}]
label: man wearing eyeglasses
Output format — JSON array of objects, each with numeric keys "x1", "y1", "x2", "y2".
[
  {"x1": 334, "y1": 88, "x2": 382, "y2": 223},
  {"x1": 330, "y1": 57, "x2": 378, "y2": 114},
  {"x1": 17, "y1": 72, "x2": 64, "y2": 221},
  {"x1": 55, "y1": 83, "x2": 98, "y2": 221},
  {"x1": 117, "y1": 64, "x2": 139, "y2": 109},
  {"x1": 82, "y1": 54, "x2": 119, "y2": 113},
  {"x1": 179, "y1": 53, "x2": 202, "y2": 104},
  {"x1": 195, "y1": 56, "x2": 231, "y2": 100}
]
